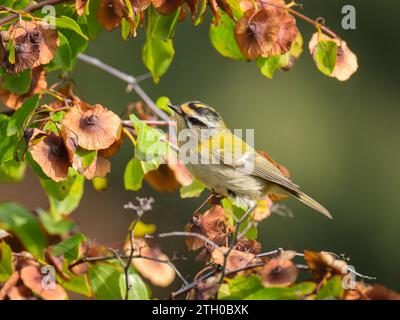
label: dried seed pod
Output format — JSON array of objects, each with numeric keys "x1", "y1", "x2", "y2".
[
  {"x1": 3, "y1": 20, "x2": 59, "y2": 73},
  {"x1": 61, "y1": 102, "x2": 122, "y2": 151},
  {"x1": 97, "y1": 0, "x2": 124, "y2": 31},
  {"x1": 259, "y1": 257, "x2": 298, "y2": 287},
  {"x1": 235, "y1": 6, "x2": 298, "y2": 60},
  {"x1": 29, "y1": 130, "x2": 70, "y2": 182},
  {"x1": 309, "y1": 32, "x2": 358, "y2": 81},
  {"x1": 124, "y1": 239, "x2": 176, "y2": 287}
]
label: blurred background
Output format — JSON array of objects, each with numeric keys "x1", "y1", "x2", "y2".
[{"x1": 1, "y1": 0, "x2": 399, "y2": 296}]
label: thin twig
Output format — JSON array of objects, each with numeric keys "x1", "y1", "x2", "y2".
[
  {"x1": 219, "y1": 204, "x2": 256, "y2": 284},
  {"x1": 77, "y1": 54, "x2": 170, "y2": 122},
  {"x1": 0, "y1": 0, "x2": 71, "y2": 26},
  {"x1": 158, "y1": 232, "x2": 223, "y2": 252}
]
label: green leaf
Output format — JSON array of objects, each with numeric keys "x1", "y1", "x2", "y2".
[
  {"x1": 143, "y1": 7, "x2": 175, "y2": 83},
  {"x1": 56, "y1": 16, "x2": 89, "y2": 40},
  {"x1": 89, "y1": 263, "x2": 121, "y2": 300},
  {"x1": 7, "y1": 94, "x2": 39, "y2": 136},
  {"x1": 74, "y1": 148, "x2": 97, "y2": 170},
  {"x1": 256, "y1": 56, "x2": 281, "y2": 79},
  {"x1": 124, "y1": 158, "x2": 145, "y2": 191},
  {"x1": 38, "y1": 208, "x2": 76, "y2": 235},
  {"x1": 57, "y1": 259, "x2": 91, "y2": 296},
  {"x1": 209, "y1": 11, "x2": 245, "y2": 60},
  {"x1": 133, "y1": 220, "x2": 156, "y2": 237},
  {"x1": 218, "y1": 274, "x2": 263, "y2": 300},
  {"x1": 152, "y1": 8, "x2": 180, "y2": 40},
  {"x1": 119, "y1": 268, "x2": 150, "y2": 300},
  {"x1": 46, "y1": 171, "x2": 85, "y2": 219},
  {"x1": 244, "y1": 287, "x2": 298, "y2": 300},
  {"x1": 40, "y1": 172, "x2": 79, "y2": 201},
  {"x1": 179, "y1": 178, "x2": 205, "y2": 198},
  {"x1": 48, "y1": 32, "x2": 72, "y2": 71},
  {"x1": 316, "y1": 276, "x2": 344, "y2": 300},
  {"x1": 2, "y1": 0, "x2": 30, "y2": 10},
  {"x1": 0, "y1": 68, "x2": 31, "y2": 94},
  {"x1": 86, "y1": 0, "x2": 103, "y2": 39},
  {"x1": 51, "y1": 233, "x2": 86, "y2": 263},
  {"x1": 257, "y1": 33, "x2": 304, "y2": 79},
  {"x1": 121, "y1": 18, "x2": 131, "y2": 41},
  {"x1": 221, "y1": 198, "x2": 257, "y2": 239},
  {"x1": 92, "y1": 176, "x2": 108, "y2": 191},
  {"x1": 7, "y1": 40, "x2": 15, "y2": 64},
  {"x1": 0, "y1": 159, "x2": 26, "y2": 182},
  {"x1": 0, "y1": 241, "x2": 14, "y2": 282},
  {"x1": 225, "y1": 0, "x2": 245, "y2": 19},
  {"x1": 313, "y1": 40, "x2": 337, "y2": 76},
  {"x1": 130, "y1": 114, "x2": 169, "y2": 163},
  {"x1": 279, "y1": 33, "x2": 303, "y2": 70},
  {"x1": 0, "y1": 115, "x2": 19, "y2": 165},
  {"x1": 291, "y1": 281, "x2": 317, "y2": 296},
  {"x1": 219, "y1": 274, "x2": 306, "y2": 300},
  {"x1": 155, "y1": 96, "x2": 172, "y2": 114},
  {"x1": 0, "y1": 202, "x2": 46, "y2": 258}
]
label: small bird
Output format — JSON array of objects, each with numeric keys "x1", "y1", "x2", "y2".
[{"x1": 168, "y1": 101, "x2": 332, "y2": 219}]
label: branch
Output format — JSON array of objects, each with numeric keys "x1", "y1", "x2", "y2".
[
  {"x1": 77, "y1": 54, "x2": 170, "y2": 122},
  {"x1": 158, "y1": 232, "x2": 223, "y2": 253},
  {"x1": 0, "y1": 0, "x2": 72, "y2": 26},
  {"x1": 77, "y1": 53, "x2": 177, "y2": 143},
  {"x1": 219, "y1": 204, "x2": 256, "y2": 284}
]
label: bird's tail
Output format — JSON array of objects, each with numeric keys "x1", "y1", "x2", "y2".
[{"x1": 294, "y1": 191, "x2": 332, "y2": 219}]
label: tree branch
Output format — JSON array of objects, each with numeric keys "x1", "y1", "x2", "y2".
[{"x1": 0, "y1": 0, "x2": 72, "y2": 26}]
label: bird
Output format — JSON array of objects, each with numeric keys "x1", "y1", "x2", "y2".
[{"x1": 168, "y1": 101, "x2": 332, "y2": 219}]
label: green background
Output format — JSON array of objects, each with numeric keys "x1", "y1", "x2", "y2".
[{"x1": 1, "y1": 0, "x2": 399, "y2": 296}]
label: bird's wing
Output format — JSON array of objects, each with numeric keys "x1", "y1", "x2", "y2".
[{"x1": 202, "y1": 130, "x2": 300, "y2": 193}]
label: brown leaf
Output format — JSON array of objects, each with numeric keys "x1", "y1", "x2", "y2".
[
  {"x1": 358, "y1": 283, "x2": 400, "y2": 300},
  {"x1": 152, "y1": 0, "x2": 185, "y2": 15},
  {"x1": 309, "y1": 32, "x2": 358, "y2": 81},
  {"x1": 304, "y1": 251, "x2": 348, "y2": 278},
  {"x1": 7, "y1": 285, "x2": 35, "y2": 300},
  {"x1": 29, "y1": 130, "x2": 70, "y2": 182},
  {"x1": 192, "y1": 276, "x2": 219, "y2": 300},
  {"x1": 235, "y1": 238, "x2": 261, "y2": 255},
  {"x1": 80, "y1": 154, "x2": 111, "y2": 180},
  {"x1": 259, "y1": 257, "x2": 298, "y2": 287},
  {"x1": 99, "y1": 132, "x2": 125, "y2": 158},
  {"x1": 185, "y1": 205, "x2": 228, "y2": 251},
  {"x1": 211, "y1": 247, "x2": 258, "y2": 272},
  {"x1": 76, "y1": 0, "x2": 88, "y2": 15},
  {"x1": 97, "y1": 0, "x2": 124, "y2": 31},
  {"x1": 62, "y1": 102, "x2": 122, "y2": 151},
  {"x1": 124, "y1": 239, "x2": 176, "y2": 287},
  {"x1": 144, "y1": 154, "x2": 193, "y2": 192},
  {"x1": 20, "y1": 265, "x2": 68, "y2": 300},
  {"x1": 0, "y1": 272, "x2": 20, "y2": 300}
]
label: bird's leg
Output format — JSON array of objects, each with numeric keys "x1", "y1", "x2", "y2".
[
  {"x1": 192, "y1": 194, "x2": 213, "y2": 215},
  {"x1": 192, "y1": 191, "x2": 225, "y2": 215}
]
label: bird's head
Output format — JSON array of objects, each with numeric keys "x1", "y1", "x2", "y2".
[{"x1": 168, "y1": 101, "x2": 226, "y2": 133}]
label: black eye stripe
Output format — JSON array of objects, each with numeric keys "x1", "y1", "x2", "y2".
[
  {"x1": 188, "y1": 116, "x2": 207, "y2": 127},
  {"x1": 186, "y1": 102, "x2": 220, "y2": 122}
]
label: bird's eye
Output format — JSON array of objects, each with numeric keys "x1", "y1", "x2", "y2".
[{"x1": 188, "y1": 116, "x2": 206, "y2": 127}]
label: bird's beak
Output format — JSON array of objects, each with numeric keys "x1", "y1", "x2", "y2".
[{"x1": 167, "y1": 104, "x2": 182, "y2": 115}]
